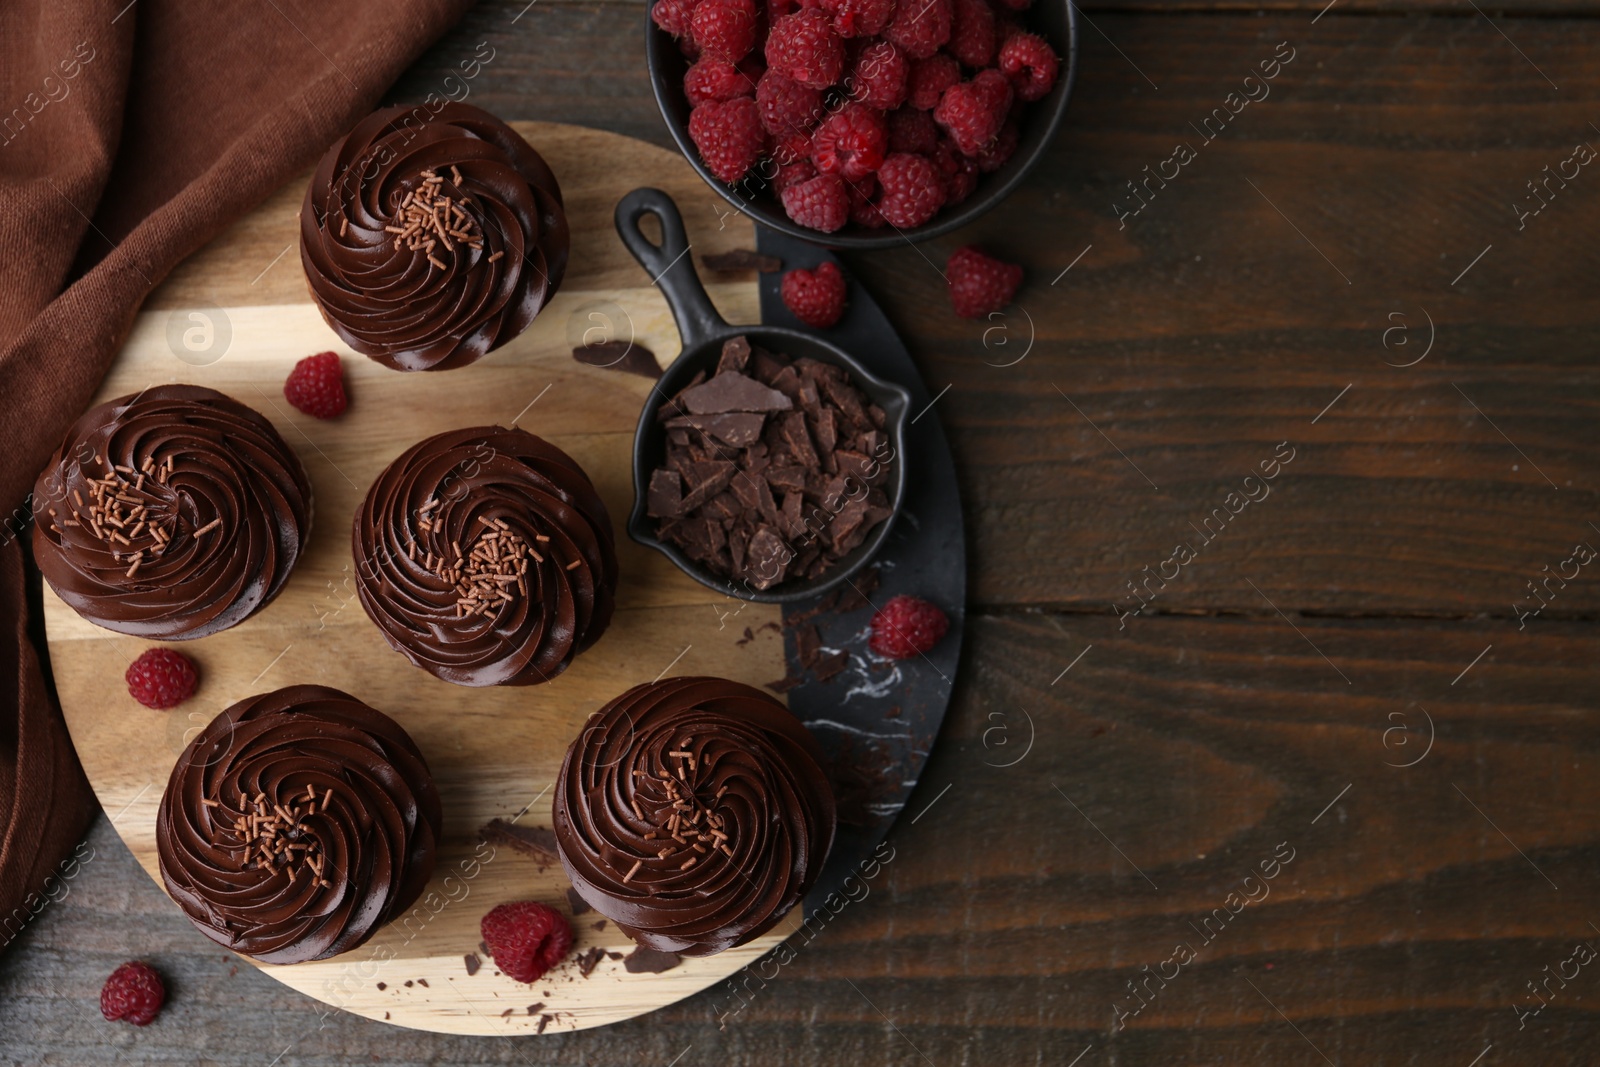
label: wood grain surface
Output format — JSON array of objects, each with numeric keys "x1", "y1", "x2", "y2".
[{"x1": 4, "y1": 0, "x2": 1600, "y2": 1064}]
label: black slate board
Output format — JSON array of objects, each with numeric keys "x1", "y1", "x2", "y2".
[{"x1": 751, "y1": 228, "x2": 967, "y2": 911}]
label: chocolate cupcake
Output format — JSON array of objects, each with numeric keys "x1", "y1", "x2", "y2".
[
  {"x1": 353, "y1": 426, "x2": 618, "y2": 687},
  {"x1": 300, "y1": 102, "x2": 569, "y2": 372},
  {"x1": 31, "y1": 385, "x2": 311, "y2": 640},
  {"x1": 156, "y1": 685, "x2": 442, "y2": 964},
  {"x1": 553, "y1": 677, "x2": 836, "y2": 957}
]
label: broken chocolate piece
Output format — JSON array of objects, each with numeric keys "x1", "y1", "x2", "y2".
[
  {"x1": 647, "y1": 468, "x2": 683, "y2": 519},
  {"x1": 665, "y1": 411, "x2": 768, "y2": 448},
  {"x1": 718, "y1": 335, "x2": 752, "y2": 373},
  {"x1": 623, "y1": 946, "x2": 683, "y2": 974},
  {"x1": 573, "y1": 340, "x2": 662, "y2": 379},
  {"x1": 681, "y1": 371, "x2": 793, "y2": 415}
]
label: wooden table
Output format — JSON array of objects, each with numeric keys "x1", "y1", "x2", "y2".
[{"x1": 4, "y1": 0, "x2": 1598, "y2": 1063}]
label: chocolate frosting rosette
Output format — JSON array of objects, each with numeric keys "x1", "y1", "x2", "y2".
[
  {"x1": 553, "y1": 677, "x2": 836, "y2": 957},
  {"x1": 156, "y1": 685, "x2": 442, "y2": 965},
  {"x1": 31, "y1": 385, "x2": 312, "y2": 640},
  {"x1": 300, "y1": 102, "x2": 570, "y2": 372},
  {"x1": 353, "y1": 426, "x2": 618, "y2": 687}
]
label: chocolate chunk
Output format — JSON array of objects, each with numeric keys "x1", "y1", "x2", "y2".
[
  {"x1": 830, "y1": 497, "x2": 870, "y2": 546},
  {"x1": 593, "y1": 920, "x2": 607, "y2": 931},
  {"x1": 780, "y1": 411, "x2": 819, "y2": 468},
  {"x1": 527, "y1": 1002, "x2": 545, "y2": 1014},
  {"x1": 607, "y1": 951, "x2": 625, "y2": 960},
  {"x1": 718, "y1": 335, "x2": 752, "y2": 373},
  {"x1": 749, "y1": 348, "x2": 787, "y2": 385},
  {"x1": 766, "y1": 465, "x2": 808, "y2": 493},
  {"x1": 814, "y1": 648, "x2": 849, "y2": 682},
  {"x1": 832, "y1": 566, "x2": 879, "y2": 612},
  {"x1": 623, "y1": 947, "x2": 683, "y2": 974},
  {"x1": 681, "y1": 371, "x2": 793, "y2": 415},
  {"x1": 820, "y1": 372, "x2": 869, "y2": 428},
  {"x1": 835, "y1": 449, "x2": 882, "y2": 485},
  {"x1": 537, "y1": 1014, "x2": 551, "y2": 1034},
  {"x1": 701, "y1": 249, "x2": 782, "y2": 273},
  {"x1": 647, "y1": 469, "x2": 683, "y2": 519},
  {"x1": 766, "y1": 674, "x2": 804, "y2": 693},
  {"x1": 679, "y1": 461, "x2": 737, "y2": 513},
  {"x1": 479, "y1": 819, "x2": 558, "y2": 864},
  {"x1": 796, "y1": 623, "x2": 822, "y2": 668},
  {"x1": 813, "y1": 408, "x2": 838, "y2": 456},
  {"x1": 657, "y1": 369, "x2": 707, "y2": 421},
  {"x1": 465, "y1": 953, "x2": 481, "y2": 976},
  {"x1": 665, "y1": 411, "x2": 767, "y2": 448},
  {"x1": 565, "y1": 887, "x2": 592, "y2": 915},
  {"x1": 576, "y1": 946, "x2": 606, "y2": 977},
  {"x1": 780, "y1": 491, "x2": 805, "y2": 539},
  {"x1": 572, "y1": 340, "x2": 661, "y2": 379},
  {"x1": 770, "y1": 365, "x2": 804, "y2": 402},
  {"x1": 745, "y1": 526, "x2": 790, "y2": 589}
]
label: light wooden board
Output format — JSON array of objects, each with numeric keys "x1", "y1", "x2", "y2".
[{"x1": 42, "y1": 122, "x2": 800, "y2": 1035}]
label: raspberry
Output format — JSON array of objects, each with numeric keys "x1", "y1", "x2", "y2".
[
  {"x1": 946, "y1": 244, "x2": 1022, "y2": 317},
  {"x1": 689, "y1": 97, "x2": 765, "y2": 182},
  {"x1": 906, "y1": 54, "x2": 960, "y2": 110},
  {"x1": 125, "y1": 648, "x2": 198, "y2": 709},
  {"x1": 970, "y1": 112, "x2": 1019, "y2": 173},
  {"x1": 781, "y1": 261, "x2": 849, "y2": 327},
  {"x1": 846, "y1": 41, "x2": 908, "y2": 110},
  {"x1": 481, "y1": 902, "x2": 573, "y2": 984},
  {"x1": 685, "y1": 58, "x2": 757, "y2": 105},
  {"x1": 819, "y1": 0, "x2": 895, "y2": 36},
  {"x1": 947, "y1": 0, "x2": 996, "y2": 67},
  {"x1": 691, "y1": 0, "x2": 759, "y2": 61},
  {"x1": 887, "y1": 107, "x2": 938, "y2": 155},
  {"x1": 756, "y1": 70, "x2": 824, "y2": 137},
  {"x1": 100, "y1": 961, "x2": 166, "y2": 1026},
  {"x1": 931, "y1": 139, "x2": 980, "y2": 204},
  {"x1": 875, "y1": 152, "x2": 947, "y2": 228},
  {"x1": 884, "y1": 0, "x2": 951, "y2": 59},
  {"x1": 812, "y1": 104, "x2": 888, "y2": 181},
  {"x1": 653, "y1": 0, "x2": 696, "y2": 37},
  {"x1": 780, "y1": 172, "x2": 851, "y2": 231},
  {"x1": 765, "y1": 10, "x2": 845, "y2": 89},
  {"x1": 283, "y1": 351, "x2": 347, "y2": 419},
  {"x1": 998, "y1": 32, "x2": 1058, "y2": 101},
  {"x1": 933, "y1": 68, "x2": 1012, "y2": 155},
  {"x1": 770, "y1": 131, "x2": 816, "y2": 169},
  {"x1": 868, "y1": 595, "x2": 950, "y2": 659},
  {"x1": 851, "y1": 193, "x2": 888, "y2": 228},
  {"x1": 772, "y1": 157, "x2": 819, "y2": 193}
]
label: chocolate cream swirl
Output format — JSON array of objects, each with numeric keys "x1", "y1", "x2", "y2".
[
  {"x1": 156, "y1": 685, "x2": 442, "y2": 965},
  {"x1": 31, "y1": 385, "x2": 312, "y2": 640},
  {"x1": 300, "y1": 102, "x2": 569, "y2": 372},
  {"x1": 353, "y1": 426, "x2": 618, "y2": 687},
  {"x1": 553, "y1": 677, "x2": 836, "y2": 957}
]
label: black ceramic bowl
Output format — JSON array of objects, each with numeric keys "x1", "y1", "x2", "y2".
[
  {"x1": 617, "y1": 187, "x2": 911, "y2": 603},
  {"x1": 646, "y1": 0, "x2": 1078, "y2": 249}
]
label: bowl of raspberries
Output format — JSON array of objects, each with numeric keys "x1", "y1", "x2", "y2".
[{"x1": 647, "y1": 0, "x2": 1075, "y2": 247}]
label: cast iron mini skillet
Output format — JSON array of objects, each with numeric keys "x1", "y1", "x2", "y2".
[{"x1": 615, "y1": 187, "x2": 911, "y2": 604}]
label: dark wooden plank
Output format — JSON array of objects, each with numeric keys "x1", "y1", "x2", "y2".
[
  {"x1": 6, "y1": 612, "x2": 1599, "y2": 1063},
  {"x1": 396, "y1": 5, "x2": 1600, "y2": 616}
]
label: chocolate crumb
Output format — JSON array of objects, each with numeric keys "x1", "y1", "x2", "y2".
[
  {"x1": 465, "y1": 953, "x2": 481, "y2": 976},
  {"x1": 376, "y1": 982, "x2": 386, "y2": 991},
  {"x1": 417, "y1": 979, "x2": 429, "y2": 987},
  {"x1": 623, "y1": 946, "x2": 683, "y2": 974},
  {"x1": 404, "y1": 980, "x2": 414, "y2": 988},
  {"x1": 576, "y1": 946, "x2": 607, "y2": 977},
  {"x1": 607, "y1": 951, "x2": 625, "y2": 960},
  {"x1": 885, "y1": 705, "x2": 901, "y2": 719},
  {"x1": 592, "y1": 919, "x2": 608, "y2": 931},
  {"x1": 537, "y1": 1013, "x2": 552, "y2": 1035},
  {"x1": 528, "y1": 1002, "x2": 545, "y2": 1015},
  {"x1": 501, "y1": 1008, "x2": 513, "y2": 1018},
  {"x1": 702, "y1": 249, "x2": 782, "y2": 273}
]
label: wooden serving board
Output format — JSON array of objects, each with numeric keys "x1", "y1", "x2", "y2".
[{"x1": 42, "y1": 123, "x2": 801, "y2": 1035}]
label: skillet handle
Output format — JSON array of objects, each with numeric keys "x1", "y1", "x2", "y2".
[{"x1": 614, "y1": 188, "x2": 727, "y2": 354}]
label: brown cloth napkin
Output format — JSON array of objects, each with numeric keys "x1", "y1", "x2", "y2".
[{"x1": 0, "y1": 0, "x2": 474, "y2": 956}]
